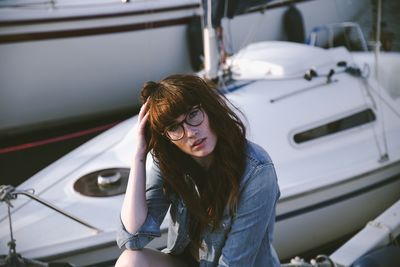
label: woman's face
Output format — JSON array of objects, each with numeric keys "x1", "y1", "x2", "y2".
[{"x1": 168, "y1": 106, "x2": 217, "y2": 169}]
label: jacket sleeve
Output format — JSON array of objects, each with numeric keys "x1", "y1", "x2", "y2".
[
  {"x1": 116, "y1": 160, "x2": 170, "y2": 250},
  {"x1": 218, "y1": 163, "x2": 280, "y2": 266}
]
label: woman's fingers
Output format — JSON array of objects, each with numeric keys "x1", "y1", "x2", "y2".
[
  {"x1": 133, "y1": 110, "x2": 150, "y2": 158},
  {"x1": 138, "y1": 111, "x2": 150, "y2": 134},
  {"x1": 138, "y1": 99, "x2": 150, "y2": 121}
]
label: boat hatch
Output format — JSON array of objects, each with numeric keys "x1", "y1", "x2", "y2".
[
  {"x1": 293, "y1": 108, "x2": 376, "y2": 144},
  {"x1": 227, "y1": 41, "x2": 335, "y2": 80},
  {"x1": 73, "y1": 168, "x2": 129, "y2": 197}
]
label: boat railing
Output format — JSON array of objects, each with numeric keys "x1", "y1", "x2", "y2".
[
  {"x1": 0, "y1": 185, "x2": 101, "y2": 233},
  {"x1": 1, "y1": 184, "x2": 89, "y2": 266},
  {"x1": 308, "y1": 22, "x2": 369, "y2": 52},
  {"x1": 281, "y1": 255, "x2": 335, "y2": 267}
]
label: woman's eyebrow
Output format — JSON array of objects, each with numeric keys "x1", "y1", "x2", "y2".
[
  {"x1": 166, "y1": 105, "x2": 195, "y2": 125},
  {"x1": 168, "y1": 114, "x2": 186, "y2": 126}
]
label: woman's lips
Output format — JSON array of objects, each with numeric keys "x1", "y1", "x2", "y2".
[{"x1": 192, "y1": 138, "x2": 206, "y2": 148}]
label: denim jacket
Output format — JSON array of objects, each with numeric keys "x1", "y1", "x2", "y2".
[{"x1": 117, "y1": 140, "x2": 281, "y2": 267}]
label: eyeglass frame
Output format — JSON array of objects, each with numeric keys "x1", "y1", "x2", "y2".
[{"x1": 163, "y1": 105, "x2": 205, "y2": 141}]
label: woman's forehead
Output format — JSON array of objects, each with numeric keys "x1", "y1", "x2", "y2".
[
  {"x1": 166, "y1": 104, "x2": 197, "y2": 121},
  {"x1": 172, "y1": 113, "x2": 187, "y2": 123},
  {"x1": 151, "y1": 101, "x2": 190, "y2": 126}
]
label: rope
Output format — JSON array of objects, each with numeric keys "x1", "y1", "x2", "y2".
[
  {"x1": 0, "y1": 185, "x2": 17, "y2": 207},
  {"x1": 0, "y1": 121, "x2": 118, "y2": 155}
]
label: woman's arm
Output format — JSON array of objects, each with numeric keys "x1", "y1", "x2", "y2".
[
  {"x1": 120, "y1": 101, "x2": 150, "y2": 234},
  {"x1": 117, "y1": 101, "x2": 171, "y2": 249},
  {"x1": 117, "y1": 159, "x2": 170, "y2": 249},
  {"x1": 218, "y1": 163, "x2": 280, "y2": 266}
]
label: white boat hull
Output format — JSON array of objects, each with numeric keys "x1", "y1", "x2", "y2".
[
  {"x1": 7, "y1": 164, "x2": 399, "y2": 265},
  {"x1": 0, "y1": 0, "x2": 366, "y2": 135},
  {"x1": 275, "y1": 161, "x2": 400, "y2": 259}
]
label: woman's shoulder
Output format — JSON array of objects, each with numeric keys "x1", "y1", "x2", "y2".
[
  {"x1": 240, "y1": 140, "x2": 278, "y2": 192},
  {"x1": 245, "y1": 139, "x2": 273, "y2": 167}
]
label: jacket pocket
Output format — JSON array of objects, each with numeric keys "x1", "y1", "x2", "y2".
[{"x1": 209, "y1": 215, "x2": 232, "y2": 247}]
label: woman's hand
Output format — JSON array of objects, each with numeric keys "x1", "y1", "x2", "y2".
[
  {"x1": 122, "y1": 100, "x2": 151, "y2": 234},
  {"x1": 133, "y1": 100, "x2": 150, "y2": 162}
]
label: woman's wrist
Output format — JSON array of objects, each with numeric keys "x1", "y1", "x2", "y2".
[{"x1": 132, "y1": 151, "x2": 147, "y2": 164}]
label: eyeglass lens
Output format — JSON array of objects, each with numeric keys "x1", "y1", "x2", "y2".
[{"x1": 166, "y1": 106, "x2": 204, "y2": 141}]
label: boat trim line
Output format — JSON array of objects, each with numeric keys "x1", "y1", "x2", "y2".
[
  {"x1": 0, "y1": 4, "x2": 200, "y2": 26},
  {"x1": 277, "y1": 162, "x2": 400, "y2": 221},
  {"x1": 0, "y1": 17, "x2": 193, "y2": 44}
]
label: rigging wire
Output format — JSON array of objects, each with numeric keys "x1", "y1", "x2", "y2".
[
  {"x1": 374, "y1": 0, "x2": 389, "y2": 162},
  {"x1": 225, "y1": 12, "x2": 268, "y2": 78},
  {"x1": 358, "y1": 72, "x2": 386, "y2": 160},
  {"x1": 343, "y1": 45, "x2": 387, "y2": 161},
  {"x1": 7, "y1": 205, "x2": 16, "y2": 255},
  {"x1": 226, "y1": 3, "x2": 270, "y2": 68},
  {"x1": 238, "y1": 10, "x2": 267, "y2": 51},
  {"x1": 351, "y1": 0, "x2": 391, "y2": 163}
]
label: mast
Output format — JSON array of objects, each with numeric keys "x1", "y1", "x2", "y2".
[{"x1": 203, "y1": 0, "x2": 219, "y2": 80}]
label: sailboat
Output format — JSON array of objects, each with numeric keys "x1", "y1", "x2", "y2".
[
  {"x1": 0, "y1": 0, "x2": 366, "y2": 138},
  {"x1": 1, "y1": 1, "x2": 399, "y2": 266}
]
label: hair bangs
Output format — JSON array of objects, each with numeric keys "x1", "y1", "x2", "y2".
[{"x1": 149, "y1": 84, "x2": 199, "y2": 132}]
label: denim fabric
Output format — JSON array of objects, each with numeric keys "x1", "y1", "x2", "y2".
[{"x1": 117, "y1": 140, "x2": 281, "y2": 267}]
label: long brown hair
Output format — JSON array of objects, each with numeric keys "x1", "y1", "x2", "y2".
[{"x1": 141, "y1": 74, "x2": 246, "y2": 248}]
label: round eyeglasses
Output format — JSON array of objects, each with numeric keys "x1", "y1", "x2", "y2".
[{"x1": 164, "y1": 105, "x2": 205, "y2": 141}]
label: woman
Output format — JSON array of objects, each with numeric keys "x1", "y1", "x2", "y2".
[{"x1": 116, "y1": 74, "x2": 280, "y2": 267}]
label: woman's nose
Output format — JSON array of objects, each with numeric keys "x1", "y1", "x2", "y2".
[{"x1": 184, "y1": 123, "x2": 198, "y2": 137}]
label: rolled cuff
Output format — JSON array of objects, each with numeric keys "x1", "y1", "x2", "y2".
[{"x1": 116, "y1": 213, "x2": 161, "y2": 249}]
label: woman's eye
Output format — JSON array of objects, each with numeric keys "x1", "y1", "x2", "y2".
[
  {"x1": 168, "y1": 124, "x2": 180, "y2": 132},
  {"x1": 188, "y1": 109, "x2": 199, "y2": 119}
]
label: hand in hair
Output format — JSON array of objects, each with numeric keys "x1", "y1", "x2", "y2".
[
  {"x1": 133, "y1": 99, "x2": 150, "y2": 163},
  {"x1": 120, "y1": 99, "x2": 150, "y2": 234}
]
